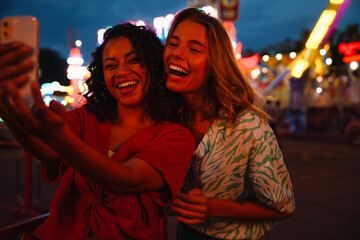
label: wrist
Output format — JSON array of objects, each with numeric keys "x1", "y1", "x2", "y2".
[{"x1": 206, "y1": 197, "x2": 216, "y2": 218}]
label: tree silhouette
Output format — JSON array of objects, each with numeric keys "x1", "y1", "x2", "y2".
[{"x1": 39, "y1": 48, "x2": 69, "y2": 86}]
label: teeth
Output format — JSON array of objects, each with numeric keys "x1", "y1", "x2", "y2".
[
  {"x1": 169, "y1": 64, "x2": 189, "y2": 74},
  {"x1": 117, "y1": 81, "x2": 138, "y2": 88}
]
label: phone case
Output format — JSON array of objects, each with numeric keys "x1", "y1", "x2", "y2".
[{"x1": 1, "y1": 16, "x2": 39, "y2": 107}]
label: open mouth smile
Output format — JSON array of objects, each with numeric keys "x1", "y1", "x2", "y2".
[
  {"x1": 168, "y1": 64, "x2": 189, "y2": 78},
  {"x1": 116, "y1": 80, "x2": 139, "y2": 90}
]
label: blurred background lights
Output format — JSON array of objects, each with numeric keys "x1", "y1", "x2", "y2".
[
  {"x1": 275, "y1": 53, "x2": 283, "y2": 60},
  {"x1": 250, "y1": 68, "x2": 260, "y2": 79},
  {"x1": 75, "y1": 40, "x2": 82, "y2": 47},
  {"x1": 163, "y1": 14, "x2": 174, "y2": 38},
  {"x1": 201, "y1": 6, "x2": 217, "y2": 18},
  {"x1": 320, "y1": 48, "x2": 327, "y2": 56},
  {"x1": 325, "y1": 58, "x2": 333, "y2": 65},
  {"x1": 97, "y1": 29, "x2": 106, "y2": 46},
  {"x1": 289, "y1": 52, "x2": 296, "y2": 59},
  {"x1": 316, "y1": 87, "x2": 323, "y2": 94},
  {"x1": 135, "y1": 20, "x2": 146, "y2": 27},
  {"x1": 262, "y1": 55, "x2": 269, "y2": 62},
  {"x1": 330, "y1": 0, "x2": 344, "y2": 4},
  {"x1": 317, "y1": 76, "x2": 323, "y2": 83},
  {"x1": 350, "y1": 61, "x2": 358, "y2": 70}
]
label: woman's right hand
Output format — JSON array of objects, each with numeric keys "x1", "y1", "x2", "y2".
[{"x1": 0, "y1": 41, "x2": 34, "y2": 86}]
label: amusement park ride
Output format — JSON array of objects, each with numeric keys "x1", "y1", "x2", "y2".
[{"x1": 261, "y1": 0, "x2": 352, "y2": 95}]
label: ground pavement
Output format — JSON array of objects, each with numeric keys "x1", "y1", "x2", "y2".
[{"x1": 1, "y1": 137, "x2": 359, "y2": 240}]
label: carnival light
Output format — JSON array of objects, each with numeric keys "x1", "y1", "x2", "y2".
[
  {"x1": 316, "y1": 87, "x2": 323, "y2": 94},
  {"x1": 75, "y1": 40, "x2": 82, "y2": 47},
  {"x1": 163, "y1": 14, "x2": 174, "y2": 38},
  {"x1": 306, "y1": 10, "x2": 336, "y2": 49},
  {"x1": 201, "y1": 6, "x2": 217, "y2": 18},
  {"x1": 325, "y1": 58, "x2": 333, "y2": 65},
  {"x1": 320, "y1": 49, "x2": 327, "y2": 56},
  {"x1": 317, "y1": 76, "x2": 323, "y2": 83},
  {"x1": 97, "y1": 29, "x2": 106, "y2": 46},
  {"x1": 330, "y1": 0, "x2": 344, "y2": 4},
  {"x1": 290, "y1": 52, "x2": 297, "y2": 59},
  {"x1": 350, "y1": 61, "x2": 359, "y2": 70},
  {"x1": 60, "y1": 100, "x2": 68, "y2": 106},
  {"x1": 291, "y1": 60, "x2": 309, "y2": 78},
  {"x1": 275, "y1": 53, "x2": 283, "y2": 60},
  {"x1": 135, "y1": 20, "x2": 146, "y2": 27},
  {"x1": 251, "y1": 68, "x2": 261, "y2": 79},
  {"x1": 67, "y1": 65, "x2": 89, "y2": 80},
  {"x1": 262, "y1": 55, "x2": 269, "y2": 62},
  {"x1": 153, "y1": 16, "x2": 165, "y2": 39},
  {"x1": 67, "y1": 48, "x2": 84, "y2": 65}
]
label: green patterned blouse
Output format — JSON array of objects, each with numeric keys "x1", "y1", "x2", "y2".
[{"x1": 181, "y1": 111, "x2": 295, "y2": 240}]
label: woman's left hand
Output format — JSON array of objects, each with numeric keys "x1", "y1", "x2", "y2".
[{"x1": 170, "y1": 188, "x2": 209, "y2": 225}]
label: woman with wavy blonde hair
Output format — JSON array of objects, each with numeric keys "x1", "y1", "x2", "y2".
[{"x1": 164, "y1": 8, "x2": 295, "y2": 240}]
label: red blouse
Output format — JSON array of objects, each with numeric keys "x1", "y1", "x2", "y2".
[{"x1": 33, "y1": 108, "x2": 195, "y2": 239}]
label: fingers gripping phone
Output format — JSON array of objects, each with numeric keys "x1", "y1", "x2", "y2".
[{"x1": 1, "y1": 16, "x2": 39, "y2": 107}]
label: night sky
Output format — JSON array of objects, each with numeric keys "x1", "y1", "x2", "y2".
[{"x1": 1, "y1": 0, "x2": 359, "y2": 64}]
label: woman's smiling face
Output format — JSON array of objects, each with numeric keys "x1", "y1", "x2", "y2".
[
  {"x1": 163, "y1": 20, "x2": 211, "y2": 99},
  {"x1": 102, "y1": 36, "x2": 148, "y2": 109}
]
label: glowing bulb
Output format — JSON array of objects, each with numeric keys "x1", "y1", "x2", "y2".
[
  {"x1": 350, "y1": 61, "x2": 359, "y2": 70},
  {"x1": 325, "y1": 58, "x2": 332, "y2": 65},
  {"x1": 320, "y1": 49, "x2": 327, "y2": 56},
  {"x1": 275, "y1": 53, "x2": 283, "y2": 60},
  {"x1": 262, "y1": 55, "x2": 269, "y2": 62},
  {"x1": 290, "y1": 52, "x2": 296, "y2": 59},
  {"x1": 316, "y1": 87, "x2": 323, "y2": 94},
  {"x1": 75, "y1": 40, "x2": 82, "y2": 47}
]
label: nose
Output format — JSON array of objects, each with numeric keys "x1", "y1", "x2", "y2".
[
  {"x1": 116, "y1": 61, "x2": 131, "y2": 77},
  {"x1": 172, "y1": 45, "x2": 186, "y2": 59}
]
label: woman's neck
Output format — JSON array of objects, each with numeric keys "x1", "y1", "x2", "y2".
[{"x1": 114, "y1": 106, "x2": 153, "y2": 128}]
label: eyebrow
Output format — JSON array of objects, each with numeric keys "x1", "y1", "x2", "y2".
[
  {"x1": 170, "y1": 35, "x2": 208, "y2": 49},
  {"x1": 103, "y1": 50, "x2": 138, "y2": 63}
]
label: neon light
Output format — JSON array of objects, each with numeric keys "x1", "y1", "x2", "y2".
[
  {"x1": 339, "y1": 41, "x2": 360, "y2": 55},
  {"x1": 330, "y1": 0, "x2": 344, "y2": 4},
  {"x1": 153, "y1": 16, "x2": 165, "y2": 39},
  {"x1": 97, "y1": 29, "x2": 106, "y2": 46},
  {"x1": 291, "y1": 60, "x2": 309, "y2": 78},
  {"x1": 339, "y1": 41, "x2": 360, "y2": 63},
  {"x1": 343, "y1": 55, "x2": 360, "y2": 63},
  {"x1": 306, "y1": 10, "x2": 336, "y2": 49},
  {"x1": 163, "y1": 14, "x2": 174, "y2": 38}
]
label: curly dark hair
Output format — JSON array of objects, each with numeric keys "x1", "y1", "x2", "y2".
[{"x1": 83, "y1": 23, "x2": 182, "y2": 123}]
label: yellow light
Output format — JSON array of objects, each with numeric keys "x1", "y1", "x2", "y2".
[
  {"x1": 330, "y1": 0, "x2": 344, "y2": 4},
  {"x1": 64, "y1": 96, "x2": 75, "y2": 104},
  {"x1": 306, "y1": 10, "x2": 336, "y2": 49},
  {"x1": 291, "y1": 60, "x2": 309, "y2": 78}
]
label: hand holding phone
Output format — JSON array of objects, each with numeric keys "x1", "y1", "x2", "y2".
[{"x1": 1, "y1": 16, "x2": 39, "y2": 107}]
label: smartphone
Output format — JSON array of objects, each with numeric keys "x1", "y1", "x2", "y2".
[{"x1": 1, "y1": 16, "x2": 39, "y2": 107}]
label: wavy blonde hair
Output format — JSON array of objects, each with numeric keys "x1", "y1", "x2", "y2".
[{"x1": 166, "y1": 8, "x2": 268, "y2": 126}]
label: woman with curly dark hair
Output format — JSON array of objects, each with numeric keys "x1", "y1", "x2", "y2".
[
  {"x1": 0, "y1": 23, "x2": 195, "y2": 239},
  {"x1": 84, "y1": 23, "x2": 182, "y2": 124}
]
